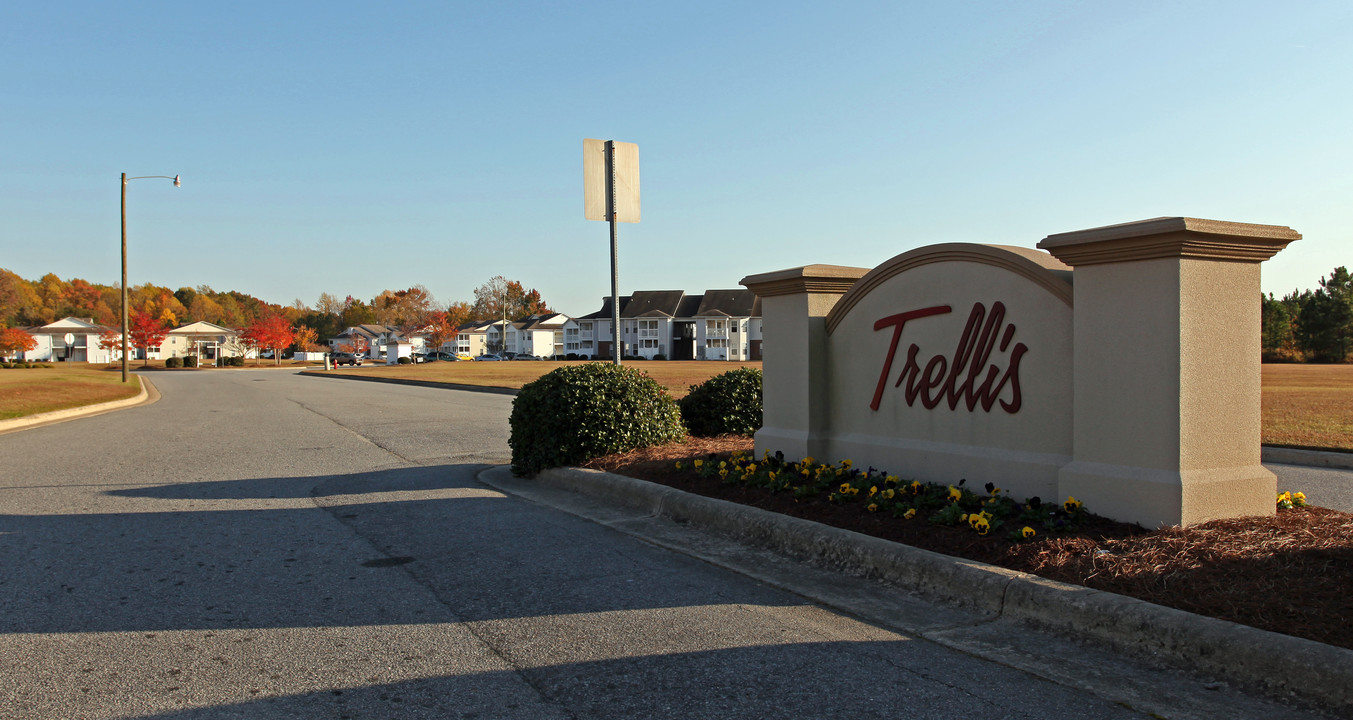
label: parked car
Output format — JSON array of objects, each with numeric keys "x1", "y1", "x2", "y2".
[
  {"x1": 332, "y1": 352, "x2": 363, "y2": 366},
  {"x1": 423, "y1": 351, "x2": 459, "y2": 362},
  {"x1": 474, "y1": 354, "x2": 502, "y2": 361},
  {"x1": 512, "y1": 354, "x2": 542, "y2": 361},
  {"x1": 455, "y1": 352, "x2": 472, "y2": 361}
]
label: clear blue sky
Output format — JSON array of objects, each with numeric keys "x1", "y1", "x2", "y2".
[{"x1": 3, "y1": 1, "x2": 1349, "y2": 317}]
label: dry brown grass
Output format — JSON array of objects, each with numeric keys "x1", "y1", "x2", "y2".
[
  {"x1": 327, "y1": 361, "x2": 1352, "y2": 450},
  {"x1": 1262, "y1": 364, "x2": 1353, "y2": 451},
  {"x1": 325, "y1": 360, "x2": 762, "y2": 399},
  {"x1": 0, "y1": 365, "x2": 142, "y2": 419}
]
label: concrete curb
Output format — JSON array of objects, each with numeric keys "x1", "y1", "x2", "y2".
[
  {"x1": 297, "y1": 370, "x2": 520, "y2": 396},
  {"x1": 1263, "y1": 445, "x2": 1353, "y2": 471},
  {"x1": 526, "y1": 465, "x2": 1353, "y2": 714},
  {"x1": 0, "y1": 374, "x2": 157, "y2": 435}
]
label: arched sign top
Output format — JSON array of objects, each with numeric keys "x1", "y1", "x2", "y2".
[{"x1": 825, "y1": 243, "x2": 1073, "y2": 335}]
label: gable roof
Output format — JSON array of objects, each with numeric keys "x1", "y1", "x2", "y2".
[
  {"x1": 36, "y1": 317, "x2": 105, "y2": 331},
  {"x1": 675, "y1": 295, "x2": 704, "y2": 319},
  {"x1": 579, "y1": 296, "x2": 630, "y2": 320},
  {"x1": 695, "y1": 289, "x2": 758, "y2": 318},
  {"x1": 620, "y1": 291, "x2": 684, "y2": 319},
  {"x1": 169, "y1": 320, "x2": 236, "y2": 335}
]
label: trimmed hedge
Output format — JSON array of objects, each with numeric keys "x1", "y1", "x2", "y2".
[
  {"x1": 509, "y1": 363, "x2": 685, "y2": 475},
  {"x1": 165, "y1": 357, "x2": 182, "y2": 368},
  {"x1": 679, "y1": 367, "x2": 763, "y2": 437}
]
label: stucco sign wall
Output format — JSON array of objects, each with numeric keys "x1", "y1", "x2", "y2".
[
  {"x1": 742, "y1": 218, "x2": 1299, "y2": 528},
  {"x1": 822, "y1": 245, "x2": 1073, "y2": 505}
]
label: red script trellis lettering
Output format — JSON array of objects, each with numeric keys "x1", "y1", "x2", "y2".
[{"x1": 869, "y1": 302, "x2": 1026, "y2": 414}]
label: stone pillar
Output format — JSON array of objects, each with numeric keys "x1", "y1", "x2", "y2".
[
  {"x1": 1037, "y1": 218, "x2": 1299, "y2": 527},
  {"x1": 741, "y1": 265, "x2": 867, "y2": 463}
]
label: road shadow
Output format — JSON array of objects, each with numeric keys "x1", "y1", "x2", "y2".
[{"x1": 0, "y1": 464, "x2": 809, "y2": 635}]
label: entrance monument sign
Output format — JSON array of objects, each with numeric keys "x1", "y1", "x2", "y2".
[{"x1": 742, "y1": 217, "x2": 1299, "y2": 528}]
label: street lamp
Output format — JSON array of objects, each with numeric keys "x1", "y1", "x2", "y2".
[{"x1": 121, "y1": 173, "x2": 181, "y2": 383}]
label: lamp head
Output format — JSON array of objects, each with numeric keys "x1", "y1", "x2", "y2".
[{"x1": 173, "y1": 175, "x2": 181, "y2": 188}]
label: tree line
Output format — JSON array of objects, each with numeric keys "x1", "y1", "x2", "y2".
[
  {"x1": 1263, "y1": 266, "x2": 1352, "y2": 363},
  {"x1": 0, "y1": 269, "x2": 552, "y2": 355}
]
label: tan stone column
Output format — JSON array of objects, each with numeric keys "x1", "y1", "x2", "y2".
[
  {"x1": 741, "y1": 265, "x2": 867, "y2": 462},
  {"x1": 1038, "y1": 218, "x2": 1299, "y2": 527}
]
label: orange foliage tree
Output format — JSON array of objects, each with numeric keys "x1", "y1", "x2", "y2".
[
  {"x1": 242, "y1": 316, "x2": 295, "y2": 365},
  {"x1": 0, "y1": 327, "x2": 37, "y2": 360},
  {"x1": 423, "y1": 312, "x2": 457, "y2": 354}
]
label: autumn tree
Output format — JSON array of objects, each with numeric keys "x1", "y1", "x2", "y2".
[
  {"x1": 128, "y1": 310, "x2": 170, "y2": 367},
  {"x1": 293, "y1": 324, "x2": 320, "y2": 353},
  {"x1": 316, "y1": 292, "x2": 344, "y2": 317},
  {"x1": 0, "y1": 269, "x2": 41, "y2": 327},
  {"x1": 98, "y1": 328, "x2": 125, "y2": 364},
  {"x1": 0, "y1": 327, "x2": 37, "y2": 360},
  {"x1": 422, "y1": 312, "x2": 457, "y2": 354},
  {"x1": 471, "y1": 276, "x2": 552, "y2": 323},
  {"x1": 444, "y1": 300, "x2": 474, "y2": 331},
  {"x1": 241, "y1": 315, "x2": 295, "y2": 365},
  {"x1": 373, "y1": 285, "x2": 435, "y2": 327}
]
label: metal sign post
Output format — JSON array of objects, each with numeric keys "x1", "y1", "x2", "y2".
[{"x1": 585, "y1": 138, "x2": 639, "y2": 365}]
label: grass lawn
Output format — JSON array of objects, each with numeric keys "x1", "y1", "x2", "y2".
[
  {"x1": 1262, "y1": 363, "x2": 1353, "y2": 451},
  {"x1": 322, "y1": 360, "x2": 762, "y2": 399},
  {"x1": 325, "y1": 360, "x2": 1353, "y2": 451},
  {"x1": 0, "y1": 364, "x2": 142, "y2": 420}
]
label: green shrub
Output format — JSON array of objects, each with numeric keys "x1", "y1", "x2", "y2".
[
  {"x1": 183, "y1": 355, "x2": 197, "y2": 368},
  {"x1": 652, "y1": 353, "x2": 667, "y2": 361},
  {"x1": 679, "y1": 367, "x2": 763, "y2": 437},
  {"x1": 509, "y1": 363, "x2": 686, "y2": 475},
  {"x1": 226, "y1": 356, "x2": 245, "y2": 367},
  {"x1": 397, "y1": 356, "x2": 411, "y2": 364},
  {"x1": 165, "y1": 357, "x2": 182, "y2": 368}
]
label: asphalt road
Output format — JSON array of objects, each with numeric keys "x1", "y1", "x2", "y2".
[{"x1": 0, "y1": 369, "x2": 1335, "y2": 719}]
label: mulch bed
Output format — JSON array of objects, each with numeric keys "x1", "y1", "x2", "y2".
[{"x1": 581, "y1": 436, "x2": 1353, "y2": 651}]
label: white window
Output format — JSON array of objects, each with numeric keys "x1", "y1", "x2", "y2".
[{"x1": 707, "y1": 338, "x2": 727, "y2": 348}]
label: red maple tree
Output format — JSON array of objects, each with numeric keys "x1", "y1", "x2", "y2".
[
  {"x1": 128, "y1": 311, "x2": 170, "y2": 366},
  {"x1": 242, "y1": 315, "x2": 295, "y2": 365},
  {"x1": 97, "y1": 328, "x2": 124, "y2": 363}
]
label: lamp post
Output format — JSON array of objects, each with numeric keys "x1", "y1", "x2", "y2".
[{"x1": 121, "y1": 173, "x2": 181, "y2": 383}]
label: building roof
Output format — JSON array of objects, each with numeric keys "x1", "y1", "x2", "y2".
[
  {"x1": 695, "y1": 289, "x2": 759, "y2": 318},
  {"x1": 579, "y1": 295, "x2": 630, "y2": 320},
  {"x1": 169, "y1": 320, "x2": 236, "y2": 336},
  {"x1": 29, "y1": 317, "x2": 110, "y2": 333},
  {"x1": 620, "y1": 290, "x2": 685, "y2": 319}
]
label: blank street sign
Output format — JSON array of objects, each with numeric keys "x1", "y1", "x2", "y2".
[{"x1": 584, "y1": 138, "x2": 640, "y2": 223}]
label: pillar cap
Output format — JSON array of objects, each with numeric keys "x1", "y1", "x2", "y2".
[
  {"x1": 741, "y1": 264, "x2": 868, "y2": 297},
  {"x1": 1037, "y1": 217, "x2": 1299, "y2": 266}
]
